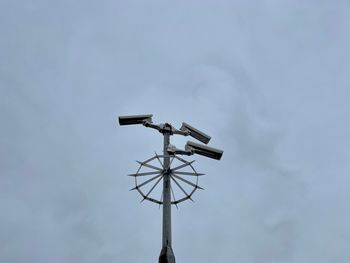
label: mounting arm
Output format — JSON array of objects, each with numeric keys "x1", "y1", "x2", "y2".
[
  {"x1": 167, "y1": 144, "x2": 193, "y2": 156},
  {"x1": 143, "y1": 120, "x2": 162, "y2": 131},
  {"x1": 143, "y1": 121, "x2": 191, "y2": 137}
]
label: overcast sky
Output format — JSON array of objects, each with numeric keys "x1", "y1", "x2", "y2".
[{"x1": 1, "y1": 1, "x2": 350, "y2": 263}]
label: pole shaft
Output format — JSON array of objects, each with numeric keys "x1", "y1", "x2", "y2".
[
  {"x1": 159, "y1": 127, "x2": 175, "y2": 263},
  {"x1": 162, "y1": 132, "x2": 171, "y2": 247}
]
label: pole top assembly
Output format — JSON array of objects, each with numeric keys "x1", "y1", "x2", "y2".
[
  {"x1": 118, "y1": 113, "x2": 223, "y2": 263},
  {"x1": 118, "y1": 114, "x2": 223, "y2": 160}
]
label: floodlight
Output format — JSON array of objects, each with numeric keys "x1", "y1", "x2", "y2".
[
  {"x1": 185, "y1": 141, "x2": 223, "y2": 160},
  {"x1": 180, "y1": 122, "x2": 211, "y2": 144},
  {"x1": 118, "y1": 114, "x2": 153, "y2": 125}
]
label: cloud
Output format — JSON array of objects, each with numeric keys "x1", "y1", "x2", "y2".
[{"x1": 1, "y1": 1, "x2": 350, "y2": 263}]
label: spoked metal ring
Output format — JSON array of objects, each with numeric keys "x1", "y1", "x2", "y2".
[{"x1": 128, "y1": 154, "x2": 204, "y2": 205}]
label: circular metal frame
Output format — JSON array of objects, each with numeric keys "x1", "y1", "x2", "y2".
[{"x1": 128, "y1": 154, "x2": 204, "y2": 205}]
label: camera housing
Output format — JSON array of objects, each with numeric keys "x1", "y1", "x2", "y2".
[
  {"x1": 185, "y1": 141, "x2": 223, "y2": 160},
  {"x1": 180, "y1": 122, "x2": 211, "y2": 144},
  {"x1": 118, "y1": 114, "x2": 153, "y2": 126}
]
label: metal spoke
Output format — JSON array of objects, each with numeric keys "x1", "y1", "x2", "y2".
[
  {"x1": 130, "y1": 173, "x2": 162, "y2": 190},
  {"x1": 173, "y1": 196, "x2": 192, "y2": 204},
  {"x1": 155, "y1": 152, "x2": 165, "y2": 169},
  {"x1": 144, "y1": 197, "x2": 162, "y2": 204},
  {"x1": 139, "y1": 155, "x2": 157, "y2": 164},
  {"x1": 133, "y1": 165, "x2": 142, "y2": 176},
  {"x1": 172, "y1": 171, "x2": 204, "y2": 176},
  {"x1": 170, "y1": 156, "x2": 175, "y2": 166},
  {"x1": 170, "y1": 175, "x2": 192, "y2": 201},
  {"x1": 171, "y1": 160, "x2": 195, "y2": 171},
  {"x1": 143, "y1": 175, "x2": 164, "y2": 201},
  {"x1": 172, "y1": 174, "x2": 203, "y2": 190},
  {"x1": 170, "y1": 185, "x2": 178, "y2": 209},
  {"x1": 128, "y1": 171, "x2": 161, "y2": 177},
  {"x1": 174, "y1": 155, "x2": 192, "y2": 164},
  {"x1": 137, "y1": 161, "x2": 163, "y2": 171}
]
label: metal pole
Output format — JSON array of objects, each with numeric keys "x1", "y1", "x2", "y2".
[
  {"x1": 162, "y1": 131, "x2": 171, "y2": 247},
  {"x1": 119, "y1": 115, "x2": 223, "y2": 263},
  {"x1": 159, "y1": 130, "x2": 175, "y2": 263}
]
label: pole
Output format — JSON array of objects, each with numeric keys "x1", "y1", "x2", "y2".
[
  {"x1": 162, "y1": 131, "x2": 172, "y2": 247},
  {"x1": 159, "y1": 129, "x2": 175, "y2": 263}
]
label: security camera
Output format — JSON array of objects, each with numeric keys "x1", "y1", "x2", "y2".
[
  {"x1": 185, "y1": 141, "x2": 223, "y2": 160},
  {"x1": 118, "y1": 114, "x2": 153, "y2": 126},
  {"x1": 180, "y1": 122, "x2": 211, "y2": 144}
]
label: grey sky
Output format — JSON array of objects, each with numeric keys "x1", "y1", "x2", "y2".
[{"x1": 1, "y1": 1, "x2": 350, "y2": 263}]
